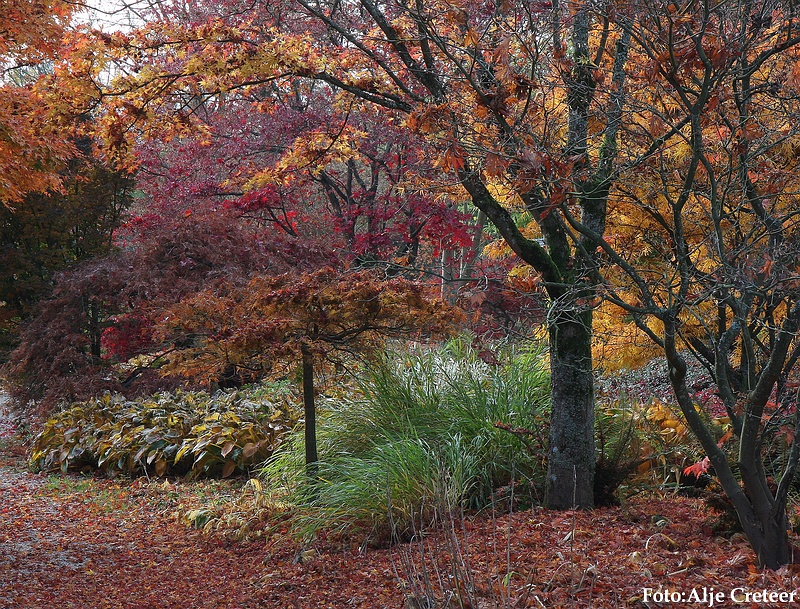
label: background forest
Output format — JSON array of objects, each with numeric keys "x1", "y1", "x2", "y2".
[{"x1": 2, "y1": 0, "x2": 800, "y2": 588}]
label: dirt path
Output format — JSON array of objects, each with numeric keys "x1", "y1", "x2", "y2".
[
  {"x1": 0, "y1": 395, "x2": 217, "y2": 608},
  {"x1": 0, "y1": 465, "x2": 400, "y2": 609},
  {"x1": 0, "y1": 457, "x2": 261, "y2": 608},
  {"x1": 0, "y1": 466, "x2": 402, "y2": 609}
]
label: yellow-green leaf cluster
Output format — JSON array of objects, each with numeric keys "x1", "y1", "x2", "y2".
[{"x1": 29, "y1": 388, "x2": 298, "y2": 479}]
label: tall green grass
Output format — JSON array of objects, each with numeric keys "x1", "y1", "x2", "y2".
[{"x1": 260, "y1": 339, "x2": 550, "y2": 542}]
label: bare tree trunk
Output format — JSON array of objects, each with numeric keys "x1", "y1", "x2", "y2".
[
  {"x1": 301, "y1": 342, "x2": 318, "y2": 473},
  {"x1": 546, "y1": 309, "x2": 595, "y2": 509},
  {"x1": 663, "y1": 320, "x2": 793, "y2": 569}
]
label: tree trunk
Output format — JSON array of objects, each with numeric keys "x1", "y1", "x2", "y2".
[
  {"x1": 301, "y1": 343, "x2": 318, "y2": 471},
  {"x1": 737, "y1": 483, "x2": 793, "y2": 569},
  {"x1": 664, "y1": 326, "x2": 794, "y2": 569},
  {"x1": 545, "y1": 309, "x2": 595, "y2": 509},
  {"x1": 85, "y1": 298, "x2": 102, "y2": 366}
]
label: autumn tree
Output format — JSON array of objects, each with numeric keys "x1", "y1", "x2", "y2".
[
  {"x1": 152, "y1": 266, "x2": 461, "y2": 468},
  {"x1": 23, "y1": 0, "x2": 800, "y2": 568},
  {"x1": 63, "y1": 0, "x2": 647, "y2": 509},
  {"x1": 0, "y1": 0, "x2": 82, "y2": 203},
  {"x1": 565, "y1": 0, "x2": 800, "y2": 568},
  {"x1": 0, "y1": 2, "x2": 136, "y2": 357}
]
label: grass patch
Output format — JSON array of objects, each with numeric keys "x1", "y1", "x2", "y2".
[{"x1": 261, "y1": 339, "x2": 551, "y2": 543}]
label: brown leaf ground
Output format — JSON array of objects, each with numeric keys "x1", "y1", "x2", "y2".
[{"x1": 2, "y1": 429, "x2": 799, "y2": 608}]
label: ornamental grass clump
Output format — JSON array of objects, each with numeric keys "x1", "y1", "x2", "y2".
[
  {"x1": 261, "y1": 340, "x2": 550, "y2": 542},
  {"x1": 29, "y1": 387, "x2": 298, "y2": 479}
]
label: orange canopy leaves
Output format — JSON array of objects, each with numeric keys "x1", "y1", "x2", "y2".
[
  {"x1": 0, "y1": 1, "x2": 84, "y2": 203},
  {"x1": 155, "y1": 267, "x2": 463, "y2": 383}
]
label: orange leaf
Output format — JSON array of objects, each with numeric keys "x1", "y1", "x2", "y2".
[
  {"x1": 484, "y1": 152, "x2": 509, "y2": 178},
  {"x1": 761, "y1": 254, "x2": 773, "y2": 276},
  {"x1": 443, "y1": 142, "x2": 465, "y2": 172},
  {"x1": 492, "y1": 37, "x2": 511, "y2": 64}
]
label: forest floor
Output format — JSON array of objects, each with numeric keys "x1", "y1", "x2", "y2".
[{"x1": 2, "y1": 400, "x2": 799, "y2": 608}]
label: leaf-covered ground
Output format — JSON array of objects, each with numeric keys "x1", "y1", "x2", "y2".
[{"x1": 2, "y1": 409, "x2": 799, "y2": 608}]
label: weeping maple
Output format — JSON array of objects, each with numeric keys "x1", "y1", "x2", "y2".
[
  {"x1": 4, "y1": 205, "x2": 327, "y2": 410},
  {"x1": 152, "y1": 266, "x2": 461, "y2": 466}
]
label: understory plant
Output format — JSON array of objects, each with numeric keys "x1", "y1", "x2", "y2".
[
  {"x1": 261, "y1": 339, "x2": 551, "y2": 542},
  {"x1": 29, "y1": 386, "x2": 298, "y2": 479},
  {"x1": 593, "y1": 392, "x2": 736, "y2": 502}
]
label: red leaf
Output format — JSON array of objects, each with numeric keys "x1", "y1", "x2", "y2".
[{"x1": 683, "y1": 456, "x2": 710, "y2": 478}]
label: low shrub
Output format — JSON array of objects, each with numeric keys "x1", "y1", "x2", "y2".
[
  {"x1": 593, "y1": 393, "x2": 734, "y2": 505},
  {"x1": 261, "y1": 339, "x2": 551, "y2": 542},
  {"x1": 594, "y1": 397, "x2": 661, "y2": 505},
  {"x1": 29, "y1": 387, "x2": 298, "y2": 479}
]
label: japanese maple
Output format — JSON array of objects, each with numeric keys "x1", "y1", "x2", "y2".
[
  {"x1": 153, "y1": 266, "x2": 462, "y2": 466},
  {"x1": 575, "y1": 0, "x2": 800, "y2": 568}
]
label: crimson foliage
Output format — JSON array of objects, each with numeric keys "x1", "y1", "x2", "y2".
[{"x1": 3, "y1": 207, "x2": 334, "y2": 412}]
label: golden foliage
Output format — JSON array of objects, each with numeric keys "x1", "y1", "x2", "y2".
[{"x1": 593, "y1": 302, "x2": 663, "y2": 371}]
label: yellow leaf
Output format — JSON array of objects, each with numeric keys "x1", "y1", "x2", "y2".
[
  {"x1": 245, "y1": 478, "x2": 262, "y2": 491},
  {"x1": 464, "y1": 28, "x2": 479, "y2": 47},
  {"x1": 174, "y1": 442, "x2": 192, "y2": 464}
]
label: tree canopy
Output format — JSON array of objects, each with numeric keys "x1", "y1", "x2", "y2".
[
  {"x1": 0, "y1": 0, "x2": 81, "y2": 202},
  {"x1": 3, "y1": 0, "x2": 800, "y2": 570}
]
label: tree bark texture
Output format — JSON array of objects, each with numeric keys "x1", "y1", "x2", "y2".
[{"x1": 545, "y1": 309, "x2": 595, "y2": 509}]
